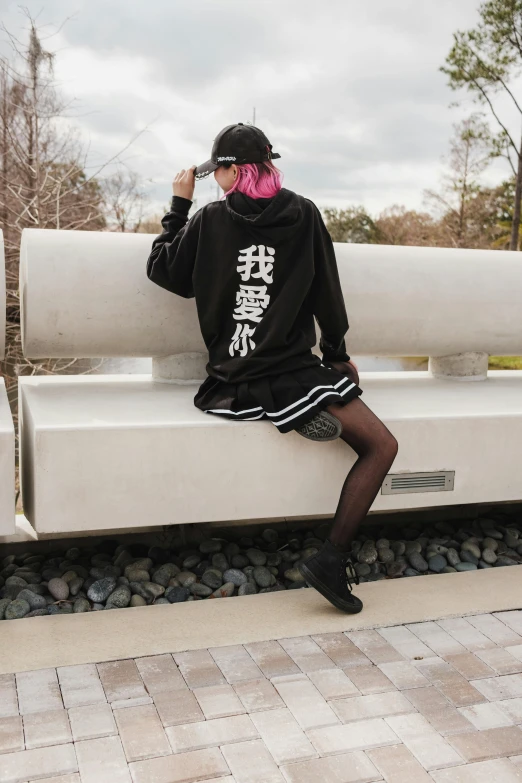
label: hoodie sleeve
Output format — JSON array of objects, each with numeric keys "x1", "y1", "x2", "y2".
[
  {"x1": 146, "y1": 196, "x2": 200, "y2": 298},
  {"x1": 309, "y1": 204, "x2": 350, "y2": 363}
]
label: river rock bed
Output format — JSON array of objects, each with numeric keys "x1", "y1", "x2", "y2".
[{"x1": 1, "y1": 513, "x2": 521, "y2": 619}]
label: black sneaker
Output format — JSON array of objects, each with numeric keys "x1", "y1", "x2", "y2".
[
  {"x1": 298, "y1": 539, "x2": 363, "y2": 613},
  {"x1": 294, "y1": 410, "x2": 342, "y2": 441}
]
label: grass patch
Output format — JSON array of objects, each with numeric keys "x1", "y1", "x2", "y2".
[{"x1": 488, "y1": 356, "x2": 522, "y2": 370}]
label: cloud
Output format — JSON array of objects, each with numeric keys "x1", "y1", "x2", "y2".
[{"x1": 1, "y1": 0, "x2": 505, "y2": 215}]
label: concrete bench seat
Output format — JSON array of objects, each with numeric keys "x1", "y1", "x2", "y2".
[
  {"x1": 19, "y1": 370, "x2": 522, "y2": 535},
  {"x1": 17, "y1": 228, "x2": 522, "y2": 538}
]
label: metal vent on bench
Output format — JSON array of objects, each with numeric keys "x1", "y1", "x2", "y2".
[{"x1": 381, "y1": 471, "x2": 455, "y2": 495}]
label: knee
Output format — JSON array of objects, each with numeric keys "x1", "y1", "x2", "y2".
[{"x1": 384, "y1": 432, "x2": 399, "y2": 465}]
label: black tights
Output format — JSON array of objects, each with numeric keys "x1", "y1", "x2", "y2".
[{"x1": 326, "y1": 396, "x2": 398, "y2": 550}]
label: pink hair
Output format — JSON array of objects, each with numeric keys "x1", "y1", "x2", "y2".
[{"x1": 222, "y1": 161, "x2": 283, "y2": 199}]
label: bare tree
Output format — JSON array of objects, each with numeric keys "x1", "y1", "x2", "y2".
[
  {"x1": 101, "y1": 167, "x2": 147, "y2": 232},
  {"x1": 0, "y1": 15, "x2": 149, "y2": 487},
  {"x1": 425, "y1": 115, "x2": 493, "y2": 248},
  {"x1": 442, "y1": 0, "x2": 522, "y2": 250}
]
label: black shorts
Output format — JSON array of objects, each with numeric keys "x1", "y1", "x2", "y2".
[{"x1": 194, "y1": 363, "x2": 363, "y2": 434}]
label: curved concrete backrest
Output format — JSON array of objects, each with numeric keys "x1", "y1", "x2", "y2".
[
  {"x1": 0, "y1": 230, "x2": 5, "y2": 360},
  {"x1": 20, "y1": 227, "x2": 522, "y2": 358}
]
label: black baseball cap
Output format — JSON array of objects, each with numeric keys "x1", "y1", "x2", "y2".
[{"x1": 194, "y1": 123, "x2": 281, "y2": 180}]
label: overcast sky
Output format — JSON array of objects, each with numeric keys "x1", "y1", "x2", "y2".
[{"x1": 0, "y1": 0, "x2": 513, "y2": 216}]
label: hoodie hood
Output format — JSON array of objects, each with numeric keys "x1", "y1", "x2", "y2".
[{"x1": 225, "y1": 187, "x2": 302, "y2": 233}]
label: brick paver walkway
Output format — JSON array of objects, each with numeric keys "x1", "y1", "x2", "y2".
[{"x1": 1, "y1": 611, "x2": 522, "y2": 782}]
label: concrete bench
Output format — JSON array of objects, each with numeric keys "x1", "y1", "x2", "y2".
[
  {"x1": 18, "y1": 228, "x2": 522, "y2": 537},
  {"x1": 0, "y1": 230, "x2": 16, "y2": 537}
]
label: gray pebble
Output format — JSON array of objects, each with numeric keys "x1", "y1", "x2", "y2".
[
  {"x1": 429, "y1": 544, "x2": 449, "y2": 555},
  {"x1": 182, "y1": 555, "x2": 201, "y2": 570},
  {"x1": 223, "y1": 569, "x2": 248, "y2": 587},
  {"x1": 48, "y1": 578, "x2": 70, "y2": 601},
  {"x1": 191, "y1": 583, "x2": 213, "y2": 597},
  {"x1": 262, "y1": 529, "x2": 279, "y2": 543},
  {"x1": 481, "y1": 548, "x2": 497, "y2": 564},
  {"x1": 73, "y1": 597, "x2": 91, "y2": 613},
  {"x1": 48, "y1": 604, "x2": 73, "y2": 615},
  {"x1": 5, "y1": 599, "x2": 31, "y2": 619},
  {"x1": 166, "y1": 586, "x2": 190, "y2": 603},
  {"x1": 408, "y1": 553, "x2": 428, "y2": 572},
  {"x1": 455, "y1": 562, "x2": 477, "y2": 571},
  {"x1": 428, "y1": 555, "x2": 447, "y2": 573},
  {"x1": 225, "y1": 542, "x2": 240, "y2": 559},
  {"x1": 199, "y1": 539, "x2": 222, "y2": 554},
  {"x1": 483, "y1": 528, "x2": 503, "y2": 540},
  {"x1": 377, "y1": 548, "x2": 395, "y2": 564},
  {"x1": 461, "y1": 541, "x2": 481, "y2": 559},
  {"x1": 69, "y1": 577, "x2": 84, "y2": 597},
  {"x1": 177, "y1": 571, "x2": 197, "y2": 587},
  {"x1": 106, "y1": 586, "x2": 131, "y2": 608},
  {"x1": 441, "y1": 566, "x2": 457, "y2": 573},
  {"x1": 140, "y1": 582, "x2": 166, "y2": 599},
  {"x1": 5, "y1": 575, "x2": 28, "y2": 588},
  {"x1": 404, "y1": 568, "x2": 420, "y2": 577},
  {"x1": 386, "y1": 561, "x2": 407, "y2": 578},
  {"x1": 266, "y1": 553, "x2": 282, "y2": 568},
  {"x1": 154, "y1": 597, "x2": 170, "y2": 605},
  {"x1": 284, "y1": 567, "x2": 305, "y2": 584},
  {"x1": 357, "y1": 541, "x2": 378, "y2": 564},
  {"x1": 253, "y1": 566, "x2": 273, "y2": 588},
  {"x1": 446, "y1": 548, "x2": 461, "y2": 566},
  {"x1": 123, "y1": 567, "x2": 150, "y2": 582},
  {"x1": 231, "y1": 554, "x2": 249, "y2": 569},
  {"x1": 460, "y1": 550, "x2": 479, "y2": 565},
  {"x1": 87, "y1": 578, "x2": 117, "y2": 603},
  {"x1": 212, "y1": 582, "x2": 235, "y2": 598},
  {"x1": 212, "y1": 553, "x2": 229, "y2": 572},
  {"x1": 238, "y1": 583, "x2": 257, "y2": 596},
  {"x1": 17, "y1": 589, "x2": 47, "y2": 611},
  {"x1": 130, "y1": 595, "x2": 147, "y2": 607},
  {"x1": 495, "y1": 555, "x2": 518, "y2": 566},
  {"x1": 25, "y1": 608, "x2": 49, "y2": 617},
  {"x1": 246, "y1": 549, "x2": 267, "y2": 566},
  {"x1": 355, "y1": 563, "x2": 371, "y2": 577},
  {"x1": 405, "y1": 541, "x2": 423, "y2": 555},
  {"x1": 132, "y1": 557, "x2": 154, "y2": 572},
  {"x1": 479, "y1": 560, "x2": 492, "y2": 569},
  {"x1": 23, "y1": 584, "x2": 47, "y2": 596},
  {"x1": 129, "y1": 582, "x2": 152, "y2": 604},
  {"x1": 152, "y1": 565, "x2": 176, "y2": 587},
  {"x1": 0, "y1": 597, "x2": 11, "y2": 619},
  {"x1": 504, "y1": 531, "x2": 520, "y2": 549},
  {"x1": 14, "y1": 571, "x2": 41, "y2": 584},
  {"x1": 90, "y1": 566, "x2": 120, "y2": 581},
  {"x1": 201, "y1": 569, "x2": 223, "y2": 590},
  {"x1": 114, "y1": 550, "x2": 133, "y2": 569},
  {"x1": 391, "y1": 541, "x2": 406, "y2": 556},
  {"x1": 482, "y1": 537, "x2": 499, "y2": 552}
]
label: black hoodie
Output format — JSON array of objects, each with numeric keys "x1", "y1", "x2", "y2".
[{"x1": 146, "y1": 187, "x2": 350, "y2": 384}]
